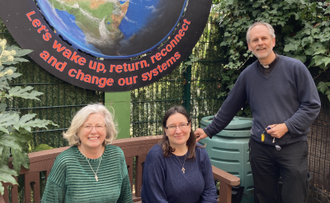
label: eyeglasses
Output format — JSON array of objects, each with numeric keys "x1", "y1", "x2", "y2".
[
  {"x1": 83, "y1": 125, "x2": 105, "y2": 131},
  {"x1": 165, "y1": 123, "x2": 189, "y2": 133}
]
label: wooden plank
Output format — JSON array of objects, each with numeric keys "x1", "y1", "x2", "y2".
[
  {"x1": 218, "y1": 181, "x2": 232, "y2": 203},
  {"x1": 11, "y1": 184, "x2": 19, "y2": 203},
  {"x1": 125, "y1": 157, "x2": 134, "y2": 192},
  {"x1": 212, "y1": 165, "x2": 240, "y2": 186},
  {"x1": 135, "y1": 154, "x2": 146, "y2": 197}
]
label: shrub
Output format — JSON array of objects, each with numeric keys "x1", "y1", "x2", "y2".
[{"x1": 0, "y1": 38, "x2": 57, "y2": 195}]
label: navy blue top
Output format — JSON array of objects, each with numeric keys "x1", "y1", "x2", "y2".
[
  {"x1": 141, "y1": 144, "x2": 217, "y2": 203},
  {"x1": 204, "y1": 55, "x2": 321, "y2": 146}
]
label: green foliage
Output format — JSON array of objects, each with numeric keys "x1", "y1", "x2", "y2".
[
  {"x1": 179, "y1": 54, "x2": 200, "y2": 74},
  {"x1": 130, "y1": 16, "x2": 228, "y2": 136},
  {"x1": 33, "y1": 144, "x2": 54, "y2": 152},
  {"x1": 0, "y1": 165, "x2": 17, "y2": 194},
  {"x1": 1, "y1": 19, "x2": 105, "y2": 151},
  {"x1": 317, "y1": 81, "x2": 330, "y2": 101},
  {"x1": 212, "y1": 0, "x2": 330, "y2": 102},
  {"x1": 0, "y1": 38, "x2": 57, "y2": 195}
]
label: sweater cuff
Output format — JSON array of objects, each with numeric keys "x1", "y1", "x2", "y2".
[{"x1": 203, "y1": 128, "x2": 213, "y2": 139}]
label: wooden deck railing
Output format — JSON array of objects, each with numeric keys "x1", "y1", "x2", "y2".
[{"x1": 0, "y1": 136, "x2": 240, "y2": 203}]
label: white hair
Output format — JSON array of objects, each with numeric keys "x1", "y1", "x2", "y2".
[
  {"x1": 63, "y1": 103, "x2": 118, "y2": 146},
  {"x1": 246, "y1": 22, "x2": 276, "y2": 43}
]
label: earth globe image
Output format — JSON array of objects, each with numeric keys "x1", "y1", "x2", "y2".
[{"x1": 36, "y1": 0, "x2": 188, "y2": 59}]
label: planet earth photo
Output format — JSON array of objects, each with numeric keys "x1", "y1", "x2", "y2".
[{"x1": 36, "y1": 0, "x2": 188, "y2": 59}]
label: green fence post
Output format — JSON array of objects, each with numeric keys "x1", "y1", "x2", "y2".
[
  {"x1": 183, "y1": 64, "x2": 191, "y2": 113},
  {"x1": 105, "y1": 91, "x2": 131, "y2": 139}
]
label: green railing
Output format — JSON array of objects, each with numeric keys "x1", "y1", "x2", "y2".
[
  {"x1": 1, "y1": 14, "x2": 226, "y2": 143},
  {"x1": 5, "y1": 56, "x2": 105, "y2": 148},
  {"x1": 130, "y1": 17, "x2": 226, "y2": 137}
]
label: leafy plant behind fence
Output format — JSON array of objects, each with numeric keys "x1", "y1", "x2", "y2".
[
  {"x1": 0, "y1": 39, "x2": 57, "y2": 195},
  {"x1": 212, "y1": 0, "x2": 330, "y2": 101}
]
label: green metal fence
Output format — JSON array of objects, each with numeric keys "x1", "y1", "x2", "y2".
[
  {"x1": 1, "y1": 15, "x2": 224, "y2": 145},
  {"x1": 9, "y1": 60, "x2": 105, "y2": 148},
  {"x1": 1, "y1": 16, "x2": 225, "y2": 147},
  {"x1": 0, "y1": 22, "x2": 105, "y2": 148},
  {"x1": 130, "y1": 16, "x2": 226, "y2": 137}
]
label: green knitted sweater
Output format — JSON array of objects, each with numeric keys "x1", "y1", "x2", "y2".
[{"x1": 41, "y1": 145, "x2": 133, "y2": 203}]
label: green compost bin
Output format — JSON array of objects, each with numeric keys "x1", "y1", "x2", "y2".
[{"x1": 199, "y1": 116, "x2": 254, "y2": 203}]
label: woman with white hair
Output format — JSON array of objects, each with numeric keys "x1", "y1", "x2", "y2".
[{"x1": 41, "y1": 103, "x2": 133, "y2": 203}]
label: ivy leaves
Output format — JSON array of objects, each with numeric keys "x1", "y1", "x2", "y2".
[
  {"x1": 212, "y1": 0, "x2": 330, "y2": 101},
  {"x1": 318, "y1": 81, "x2": 330, "y2": 101},
  {"x1": 281, "y1": 3, "x2": 330, "y2": 98}
]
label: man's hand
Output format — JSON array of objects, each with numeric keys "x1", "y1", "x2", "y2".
[
  {"x1": 195, "y1": 128, "x2": 208, "y2": 142},
  {"x1": 266, "y1": 123, "x2": 288, "y2": 139}
]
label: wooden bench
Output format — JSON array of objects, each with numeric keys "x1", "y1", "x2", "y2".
[{"x1": 0, "y1": 135, "x2": 240, "y2": 203}]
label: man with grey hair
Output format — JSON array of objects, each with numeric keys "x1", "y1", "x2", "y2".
[{"x1": 195, "y1": 22, "x2": 321, "y2": 203}]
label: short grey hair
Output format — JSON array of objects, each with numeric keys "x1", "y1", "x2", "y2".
[
  {"x1": 246, "y1": 22, "x2": 276, "y2": 43},
  {"x1": 63, "y1": 103, "x2": 118, "y2": 146}
]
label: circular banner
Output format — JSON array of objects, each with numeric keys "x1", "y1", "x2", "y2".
[{"x1": 0, "y1": 0, "x2": 212, "y2": 92}]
